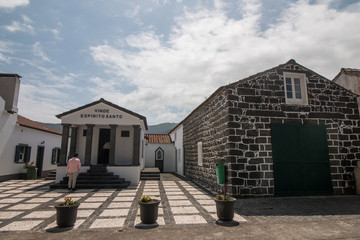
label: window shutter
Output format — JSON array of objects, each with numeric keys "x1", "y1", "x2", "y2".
[
  {"x1": 51, "y1": 148, "x2": 56, "y2": 164},
  {"x1": 57, "y1": 148, "x2": 60, "y2": 164},
  {"x1": 14, "y1": 145, "x2": 20, "y2": 163},
  {"x1": 25, "y1": 146, "x2": 31, "y2": 162}
]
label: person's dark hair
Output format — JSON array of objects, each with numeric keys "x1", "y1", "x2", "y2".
[{"x1": 73, "y1": 153, "x2": 79, "y2": 157}]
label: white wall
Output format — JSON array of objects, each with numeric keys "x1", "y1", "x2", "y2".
[
  {"x1": 0, "y1": 99, "x2": 61, "y2": 177},
  {"x1": 169, "y1": 125, "x2": 184, "y2": 175},
  {"x1": 145, "y1": 143, "x2": 175, "y2": 172}
]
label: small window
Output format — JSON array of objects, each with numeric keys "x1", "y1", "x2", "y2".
[
  {"x1": 14, "y1": 144, "x2": 31, "y2": 163},
  {"x1": 155, "y1": 147, "x2": 164, "y2": 160},
  {"x1": 51, "y1": 147, "x2": 61, "y2": 164},
  {"x1": 83, "y1": 129, "x2": 87, "y2": 136},
  {"x1": 284, "y1": 72, "x2": 308, "y2": 105},
  {"x1": 121, "y1": 131, "x2": 130, "y2": 137},
  {"x1": 197, "y1": 142, "x2": 203, "y2": 166}
]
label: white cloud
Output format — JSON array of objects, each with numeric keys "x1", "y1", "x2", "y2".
[
  {"x1": 32, "y1": 42, "x2": 51, "y2": 62},
  {"x1": 0, "y1": 41, "x2": 13, "y2": 63},
  {"x1": 0, "y1": 0, "x2": 29, "y2": 9},
  {"x1": 4, "y1": 14, "x2": 34, "y2": 34},
  {"x1": 90, "y1": 0, "x2": 360, "y2": 124}
]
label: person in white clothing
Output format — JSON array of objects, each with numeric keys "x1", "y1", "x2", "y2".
[{"x1": 66, "y1": 153, "x2": 81, "y2": 191}]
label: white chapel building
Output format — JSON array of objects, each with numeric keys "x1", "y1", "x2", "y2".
[{"x1": 55, "y1": 98, "x2": 148, "y2": 185}]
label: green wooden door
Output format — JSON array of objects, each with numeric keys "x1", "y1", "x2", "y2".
[{"x1": 271, "y1": 124, "x2": 333, "y2": 196}]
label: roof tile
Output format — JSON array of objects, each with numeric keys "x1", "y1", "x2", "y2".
[{"x1": 17, "y1": 115, "x2": 62, "y2": 135}]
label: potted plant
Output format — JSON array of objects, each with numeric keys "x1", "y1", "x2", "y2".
[
  {"x1": 54, "y1": 197, "x2": 80, "y2": 228},
  {"x1": 138, "y1": 195, "x2": 160, "y2": 224},
  {"x1": 25, "y1": 161, "x2": 37, "y2": 180},
  {"x1": 214, "y1": 194, "x2": 236, "y2": 221}
]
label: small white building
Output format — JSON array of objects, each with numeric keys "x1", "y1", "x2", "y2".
[
  {"x1": 169, "y1": 124, "x2": 184, "y2": 176},
  {"x1": 0, "y1": 73, "x2": 61, "y2": 181},
  {"x1": 144, "y1": 134, "x2": 175, "y2": 172},
  {"x1": 55, "y1": 98, "x2": 148, "y2": 185}
]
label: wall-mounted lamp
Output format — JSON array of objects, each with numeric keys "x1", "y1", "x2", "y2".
[{"x1": 40, "y1": 141, "x2": 45, "y2": 145}]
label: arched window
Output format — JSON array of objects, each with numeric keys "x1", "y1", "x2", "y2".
[{"x1": 155, "y1": 147, "x2": 164, "y2": 161}]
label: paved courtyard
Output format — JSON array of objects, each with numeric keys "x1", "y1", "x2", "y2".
[
  {"x1": 0, "y1": 177, "x2": 245, "y2": 232},
  {"x1": 1, "y1": 175, "x2": 360, "y2": 239}
]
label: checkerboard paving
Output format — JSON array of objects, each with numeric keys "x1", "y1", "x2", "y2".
[{"x1": 0, "y1": 179, "x2": 246, "y2": 231}]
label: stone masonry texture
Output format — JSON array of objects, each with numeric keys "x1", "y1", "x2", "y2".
[{"x1": 182, "y1": 59, "x2": 360, "y2": 197}]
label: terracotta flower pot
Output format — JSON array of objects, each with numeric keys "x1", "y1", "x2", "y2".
[
  {"x1": 54, "y1": 203, "x2": 80, "y2": 228},
  {"x1": 214, "y1": 197, "x2": 236, "y2": 221},
  {"x1": 138, "y1": 199, "x2": 160, "y2": 224}
]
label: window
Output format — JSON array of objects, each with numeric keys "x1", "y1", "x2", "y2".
[
  {"x1": 83, "y1": 129, "x2": 87, "y2": 136},
  {"x1": 155, "y1": 147, "x2": 164, "y2": 160},
  {"x1": 284, "y1": 72, "x2": 308, "y2": 105},
  {"x1": 14, "y1": 144, "x2": 31, "y2": 163},
  {"x1": 51, "y1": 147, "x2": 61, "y2": 164},
  {"x1": 121, "y1": 130, "x2": 130, "y2": 137},
  {"x1": 197, "y1": 142, "x2": 203, "y2": 166}
]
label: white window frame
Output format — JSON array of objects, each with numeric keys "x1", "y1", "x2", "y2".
[
  {"x1": 284, "y1": 72, "x2": 308, "y2": 105},
  {"x1": 197, "y1": 142, "x2": 203, "y2": 166}
]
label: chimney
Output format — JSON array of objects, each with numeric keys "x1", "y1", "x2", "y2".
[{"x1": 0, "y1": 73, "x2": 21, "y2": 114}]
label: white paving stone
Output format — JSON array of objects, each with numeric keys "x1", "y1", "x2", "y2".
[
  {"x1": 100, "y1": 209, "x2": 129, "y2": 217},
  {"x1": 64, "y1": 193, "x2": 88, "y2": 197},
  {"x1": 0, "y1": 204, "x2": 9, "y2": 209},
  {"x1": 90, "y1": 218, "x2": 125, "y2": 228},
  {"x1": 166, "y1": 191, "x2": 186, "y2": 196},
  {"x1": 171, "y1": 206, "x2": 199, "y2": 214},
  {"x1": 22, "y1": 211, "x2": 55, "y2": 219},
  {"x1": 0, "y1": 198, "x2": 24, "y2": 203},
  {"x1": 0, "y1": 194, "x2": 14, "y2": 198},
  {"x1": 173, "y1": 215, "x2": 207, "y2": 224},
  {"x1": 168, "y1": 200, "x2": 193, "y2": 206},
  {"x1": 166, "y1": 195, "x2": 188, "y2": 200},
  {"x1": 203, "y1": 205, "x2": 216, "y2": 213},
  {"x1": 78, "y1": 202, "x2": 102, "y2": 209},
  {"x1": 113, "y1": 196, "x2": 135, "y2": 201},
  {"x1": 192, "y1": 194, "x2": 212, "y2": 200},
  {"x1": 77, "y1": 209, "x2": 94, "y2": 218},
  {"x1": 92, "y1": 192, "x2": 113, "y2": 197},
  {"x1": 0, "y1": 220, "x2": 43, "y2": 231},
  {"x1": 8, "y1": 204, "x2": 40, "y2": 210},
  {"x1": 107, "y1": 202, "x2": 132, "y2": 208},
  {"x1": 84, "y1": 197, "x2": 109, "y2": 202},
  {"x1": 0, "y1": 211, "x2": 23, "y2": 219},
  {"x1": 39, "y1": 193, "x2": 63, "y2": 198},
  {"x1": 197, "y1": 199, "x2": 215, "y2": 205},
  {"x1": 11, "y1": 193, "x2": 38, "y2": 198},
  {"x1": 3, "y1": 190, "x2": 23, "y2": 194},
  {"x1": 25, "y1": 197, "x2": 54, "y2": 203}
]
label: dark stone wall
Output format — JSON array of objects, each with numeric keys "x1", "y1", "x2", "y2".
[
  {"x1": 183, "y1": 61, "x2": 360, "y2": 197},
  {"x1": 183, "y1": 90, "x2": 228, "y2": 194}
]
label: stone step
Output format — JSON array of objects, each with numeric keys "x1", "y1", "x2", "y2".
[
  {"x1": 63, "y1": 175, "x2": 122, "y2": 180},
  {"x1": 79, "y1": 172, "x2": 114, "y2": 177},
  {"x1": 50, "y1": 181, "x2": 131, "y2": 189},
  {"x1": 140, "y1": 176, "x2": 160, "y2": 180},
  {"x1": 60, "y1": 179, "x2": 126, "y2": 184}
]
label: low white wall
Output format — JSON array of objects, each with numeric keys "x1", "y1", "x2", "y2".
[{"x1": 108, "y1": 166, "x2": 140, "y2": 186}]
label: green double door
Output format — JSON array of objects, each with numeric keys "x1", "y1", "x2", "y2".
[{"x1": 271, "y1": 124, "x2": 333, "y2": 196}]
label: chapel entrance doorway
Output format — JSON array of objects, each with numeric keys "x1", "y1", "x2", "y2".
[{"x1": 98, "y1": 128, "x2": 110, "y2": 165}]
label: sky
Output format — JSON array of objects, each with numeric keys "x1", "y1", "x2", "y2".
[{"x1": 0, "y1": 0, "x2": 359, "y2": 125}]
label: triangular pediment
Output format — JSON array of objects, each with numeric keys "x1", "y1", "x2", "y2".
[{"x1": 56, "y1": 98, "x2": 148, "y2": 129}]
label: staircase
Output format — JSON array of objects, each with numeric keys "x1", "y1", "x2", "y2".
[
  {"x1": 50, "y1": 165, "x2": 130, "y2": 189},
  {"x1": 140, "y1": 168, "x2": 160, "y2": 181},
  {"x1": 45, "y1": 170, "x2": 56, "y2": 180}
]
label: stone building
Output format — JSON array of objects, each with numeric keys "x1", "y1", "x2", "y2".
[{"x1": 177, "y1": 59, "x2": 360, "y2": 197}]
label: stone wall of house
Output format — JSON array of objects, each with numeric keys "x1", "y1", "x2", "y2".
[
  {"x1": 226, "y1": 61, "x2": 360, "y2": 197},
  {"x1": 183, "y1": 60, "x2": 360, "y2": 197},
  {"x1": 183, "y1": 89, "x2": 229, "y2": 194}
]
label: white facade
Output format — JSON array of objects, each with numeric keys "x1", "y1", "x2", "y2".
[
  {"x1": 56, "y1": 98, "x2": 147, "y2": 186},
  {"x1": 145, "y1": 143, "x2": 175, "y2": 172},
  {"x1": 169, "y1": 124, "x2": 184, "y2": 176},
  {"x1": 0, "y1": 97, "x2": 61, "y2": 180}
]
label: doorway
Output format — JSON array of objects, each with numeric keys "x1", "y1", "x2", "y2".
[
  {"x1": 155, "y1": 147, "x2": 164, "y2": 172},
  {"x1": 36, "y1": 146, "x2": 44, "y2": 177},
  {"x1": 98, "y1": 128, "x2": 110, "y2": 165},
  {"x1": 271, "y1": 124, "x2": 333, "y2": 196}
]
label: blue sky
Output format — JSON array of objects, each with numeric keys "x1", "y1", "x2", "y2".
[{"x1": 0, "y1": 0, "x2": 359, "y2": 124}]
